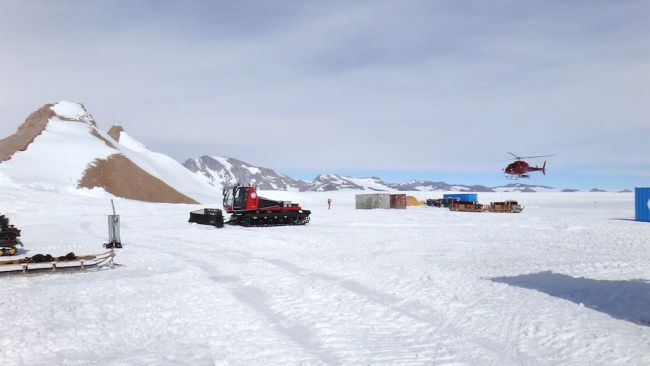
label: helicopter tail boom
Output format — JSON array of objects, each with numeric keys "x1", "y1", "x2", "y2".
[{"x1": 526, "y1": 161, "x2": 547, "y2": 174}]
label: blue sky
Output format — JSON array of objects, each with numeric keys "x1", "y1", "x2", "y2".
[{"x1": 0, "y1": 1, "x2": 649, "y2": 189}]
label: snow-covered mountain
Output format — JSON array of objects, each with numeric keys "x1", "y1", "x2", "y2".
[
  {"x1": 305, "y1": 176, "x2": 559, "y2": 193},
  {"x1": 0, "y1": 102, "x2": 219, "y2": 203},
  {"x1": 307, "y1": 174, "x2": 393, "y2": 192},
  {"x1": 391, "y1": 180, "x2": 495, "y2": 192},
  {"x1": 107, "y1": 125, "x2": 219, "y2": 203},
  {"x1": 183, "y1": 156, "x2": 309, "y2": 192},
  {"x1": 492, "y1": 183, "x2": 559, "y2": 193}
]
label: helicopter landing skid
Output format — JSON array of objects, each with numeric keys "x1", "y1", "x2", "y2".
[{"x1": 506, "y1": 174, "x2": 529, "y2": 180}]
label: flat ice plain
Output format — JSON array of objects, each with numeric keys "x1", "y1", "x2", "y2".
[{"x1": 1, "y1": 187, "x2": 649, "y2": 365}]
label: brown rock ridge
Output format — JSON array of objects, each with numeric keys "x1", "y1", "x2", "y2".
[
  {"x1": 2, "y1": 103, "x2": 199, "y2": 204},
  {"x1": 79, "y1": 154, "x2": 198, "y2": 204},
  {"x1": 0, "y1": 104, "x2": 55, "y2": 162},
  {"x1": 107, "y1": 125, "x2": 124, "y2": 142},
  {"x1": 91, "y1": 130, "x2": 116, "y2": 149}
]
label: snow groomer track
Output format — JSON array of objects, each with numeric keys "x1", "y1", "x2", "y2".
[{"x1": 1, "y1": 187, "x2": 649, "y2": 365}]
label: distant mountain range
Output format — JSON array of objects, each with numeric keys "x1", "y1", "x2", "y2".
[
  {"x1": 183, "y1": 156, "x2": 308, "y2": 192},
  {"x1": 0, "y1": 102, "x2": 627, "y2": 204},
  {"x1": 179, "y1": 157, "x2": 605, "y2": 194},
  {"x1": 181, "y1": 159, "x2": 567, "y2": 193},
  {"x1": 303, "y1": 175, "x2": 559, "y2": 193}
]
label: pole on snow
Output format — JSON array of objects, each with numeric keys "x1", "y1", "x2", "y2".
[{"x1": 105, "y1": 199, "x2": 123, "y2": 249}]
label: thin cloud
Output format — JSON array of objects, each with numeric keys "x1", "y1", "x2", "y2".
[{"x1": 0, "y1": 1, "x2": 648, "y2": 187}]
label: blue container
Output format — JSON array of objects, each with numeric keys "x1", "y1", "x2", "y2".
[
  {"x1": 443, "y1": 193, "x2": 478, "y2": 203},
  {"x1": 635, "y1": 187, "x2": 650, "y2": 222}
]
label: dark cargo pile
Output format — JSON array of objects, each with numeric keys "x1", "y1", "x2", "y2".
[{"x1": 0, "y1": 214, "x2": 22, "y2": 256}]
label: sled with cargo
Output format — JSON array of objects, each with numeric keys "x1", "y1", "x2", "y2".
[
  {"x1": 449, "y1": 201, "x2": 485, "y2": 212},
  {"x1": 0, "y1": 201, "x2": 121, "y2": 275},
  {"x1": 426, "y1": 197, "x2": 460, "y2": 208},
  {"x1": 0, "y1": 250, "x2": 116, "y2": 275},
  {"x1": 449, "y1": 200, "x2": 524, "y2": 213},
  {"x1": 486, "y1": 200, "x2": 524, "y2": 213}
]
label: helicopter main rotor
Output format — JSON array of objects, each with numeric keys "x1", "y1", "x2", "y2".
[{"x1": 508, "y1": 152, "x2": 555, "y2": 161}]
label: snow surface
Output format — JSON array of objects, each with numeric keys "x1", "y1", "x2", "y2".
[
  {"x1": 310, "y1": 174, "x2": 394, "y2": 192},
  {"x1": 117, "y1": 130, "x2": 147, "y2": 152},
  {"x1": 0, "y1": 118, "x2": 115, "y2": 190},
  {"x1": 194, "y1": 156, "x2": 237, "y2": 196},
  {"x1": 51, "y1": 101, "x2": 92, "y2": 121},
  {"x1": 202, "y1": 156, "x2": 239, "y2": 190},
  {"x1": 244, "y1": 165, "x2": 262, "y2": 175},
  {"x1": 1, "y1": 186, "x2": 649, "y2": 365},
  {"x1": 414, "y1": 185, "x2": 433, "y2": 191},
  {"x1": 113, "y1": 132, "x2": 219, "y2": 203},
  {"x1": 450, "y1": 185, "x2": 469, "y2": 191},
  {"x1": 347, "y1": 177, "x2": 393, "y2": 191},
  {"x1": 493, "y1": 186, "x2": 561, "y2": 193},
  {"x1": 213, "y1": 156, "x2": 233, "y2": 172}
]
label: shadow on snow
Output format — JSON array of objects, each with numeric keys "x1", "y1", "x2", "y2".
[{"x1": 491, "y1": 271, "x2": 650, "y2": 326}]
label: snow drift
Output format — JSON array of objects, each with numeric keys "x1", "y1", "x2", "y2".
[{"x1": 108, "y1": 125, "x2": 219, "y2": 203}]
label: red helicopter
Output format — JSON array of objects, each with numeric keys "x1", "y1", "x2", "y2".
[{"x1": 504, "y1": 152, "x2": 554, "y2": 179}]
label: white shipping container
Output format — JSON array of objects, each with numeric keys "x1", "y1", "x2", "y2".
[{"x1": 355, "y1": 194, "x2": 391, "y2": 209}]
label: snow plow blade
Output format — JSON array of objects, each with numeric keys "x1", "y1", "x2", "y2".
[
  {"x1": 189, "y1": 208, "x2": 224, "y2": 228},
  {"x1": 0, "y1": 249, "x2": 116, "y2": 275}
]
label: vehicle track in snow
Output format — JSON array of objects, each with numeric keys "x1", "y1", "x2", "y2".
[
  {"x1": 78, "y1": 201, "x2": 650, "y2": 365},
  {"x1": 142, "y1": 232, "x2": 541, "y2": 365},
  {"x1": 74, "y1": 222, "x2": 329, "y2": 364},
  {"x1": 124, "y1": 233, "x2": 339, "y2": 365},
  {"x1": 6, "y1": 190, "x2": 650, "y2": 365}
]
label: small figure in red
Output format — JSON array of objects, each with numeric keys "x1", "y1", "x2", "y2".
[{"x1": 327, "y1": 198, "x2": 332, "y2": 210}]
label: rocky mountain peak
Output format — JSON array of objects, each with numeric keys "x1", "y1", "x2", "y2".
[
  {"x1": 50, "y1": 101, "x2": 96, "y2": 125},
  {"x1": 107, "y1": 125, "x2": 125, "y2": 142}
]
